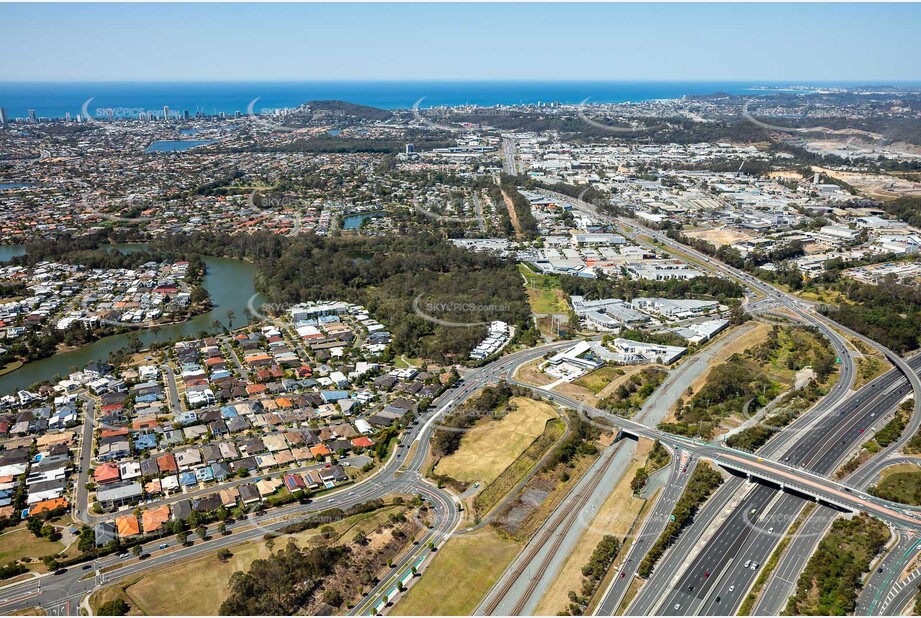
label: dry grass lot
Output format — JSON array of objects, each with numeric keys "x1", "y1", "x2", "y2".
[
  {"x1": 514, "y1": 357, "x2": 555, "y2": 387},
  {"x1": 394, "y1": 527, "x2": 521, "y2": 616},
  {"x1": 594, "y1": 367, "x2": 646, "y2": 401},
  {"x1": 684, "y1": 228, "x2": 753, "y2": 248},
  {"x1": 94, "y1": 507, "x2": 407, "y2": 615},
  {"x1": 0, "y1": 528, "x2": 65, "y2": 571},
  {"x1": 435, "y1": 397, "x2": 557, "y2": 484}
]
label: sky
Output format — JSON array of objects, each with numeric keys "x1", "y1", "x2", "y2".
[{"x1": 2, "y1": 3, "x2": 920, "y2": 82}]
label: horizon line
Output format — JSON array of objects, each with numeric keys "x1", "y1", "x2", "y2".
[{"x1": 3, "y1": 78, "x2": 920, "y2": 85}]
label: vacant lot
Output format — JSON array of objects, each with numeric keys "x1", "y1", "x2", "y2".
[
  {"x1": 0, "y1": 528, "x2": 65, "y2": 570},
  {"x1": 514, "y1": 358, "x2": 555, "y2": 387},
  {"x1": 0, "y1": 361, "x2": 23, "y2": 377},
  {"x1": 813, "y1": 165, "x2": 921, "y2": 200},
  {"x1": 108, "y1": 506, "x2": 407, "y2": 615},
  {"x1": 684, "y1": 227, "x2": 753, "y2": 248},
  {"x1": 518, "y1": 263, "x2": 570, "y2": 314},
  {"x1": 436, "y1": 397, "x2": 558, "y2": 484},
  {"x1": 395, "y1": 527, "x2": 521, "y2": 615},
  {"x1": 574, "y1": 365, "x2": 628, "y2": 394},
  {"x1": 473, "y1": 417, "x2": 566, "y2": 518}
]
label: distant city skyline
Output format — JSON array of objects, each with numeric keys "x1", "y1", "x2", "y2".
[{"x1": 2, "y1": 3, "x2": 920, "y2": 82}]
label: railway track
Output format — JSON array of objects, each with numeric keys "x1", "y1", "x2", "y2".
[{"x1": 481, "y1": 439, "x2": 627, "y2": 615}]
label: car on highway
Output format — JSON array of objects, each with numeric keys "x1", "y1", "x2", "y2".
[
  {"x1": 674, "y1": 604, "x2": 681, "y2": 610},
  {"x1": 744, "y1": 560, "x2": 751, "y2": 568},
  {"x1": 159, "y1": 543, "x2": 169, "y2": 549},
  {"x1": 728, "y1": 585, "x2": 735, "y2": 592},
  {"x1": 768, "y1": 527, "x2": 774, "y2": 533}
]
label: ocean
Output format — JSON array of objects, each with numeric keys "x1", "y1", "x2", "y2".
[{"x1": 0, "y1": 80, "x2": 907, "y2": 121}]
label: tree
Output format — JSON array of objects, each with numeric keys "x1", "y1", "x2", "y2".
[
  {"x1": 217, "y1": 548, "x2": 233, "y2": 563},
  {"x1": 132, "y1": 545, "x2": 143, "y2": 558},
  {"x1": 225, "y1": 309, "x2": 236, "y2": 330},
  {"x1": 323, "y1": 589, "x2": 343, "y2": 607},
  {"x1": 176, "y1": 530, "x2": 188, "y2": 545},
  {"x1": 78, "y1": 526, "x2": 96, "y2": 553},
  {"x1": 196, "y1": 525, "x2": 208, "y2": 541},
  {"x1": 126, "y1": 332, "x2": 142, "y2": 353},
  {"x1": 97, "y1": 599, "x2": 129, "y2": 616},
  {"x1": 26, "y1": 517, "x2": 43, "y2": 538}
]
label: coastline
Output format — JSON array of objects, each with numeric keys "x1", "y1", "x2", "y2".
[{"x1": 4, "y1": 80, "x2": 904, "y2": 121}]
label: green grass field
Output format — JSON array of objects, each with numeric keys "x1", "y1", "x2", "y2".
[
  {"x1": 573, "y1": 366, "x2": 625, "y2": 394},
  {"x1": 518, "y1": 264, "x2": 570, "y2": 314}
]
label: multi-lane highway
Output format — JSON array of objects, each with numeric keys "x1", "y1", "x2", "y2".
[
  {"x1": 595, "y1": 451, "x2": 697, "y2": 615},
  {"x1": 7, "y1": 189, "x2": 921, "y2": 617},
  {"x1": 648, "y1": 356, "x2": 918, "y2": 616},
  {"x1": 544, "y1": 188, "x2": 921, "y2": 616}
]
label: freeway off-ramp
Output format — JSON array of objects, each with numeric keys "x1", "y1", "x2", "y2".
[{"x1": 545, "y1": 190, "x2": 921, "y2": 617}]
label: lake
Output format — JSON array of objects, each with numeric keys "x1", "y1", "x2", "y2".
[
  {"x1": 146, "y1": 140, "x2": 216, "y2": 153},
  {"x1": 0, "y1": 245, "x2": 26, "y2": 262},
  {"x1": 342, "y1": 211, "x2": 386, "y2": 230},
  {"x1": 0, "y1": 250, "x2": 262, "y2": 394}
]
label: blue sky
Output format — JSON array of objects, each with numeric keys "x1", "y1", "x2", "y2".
[{"x1": 2, "y1": 3, "x2": 920, "y2": 82}]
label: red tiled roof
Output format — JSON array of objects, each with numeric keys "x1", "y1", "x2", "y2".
[{"x1": 94, "y1": 463, "x2": 121, "y2": 484}]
